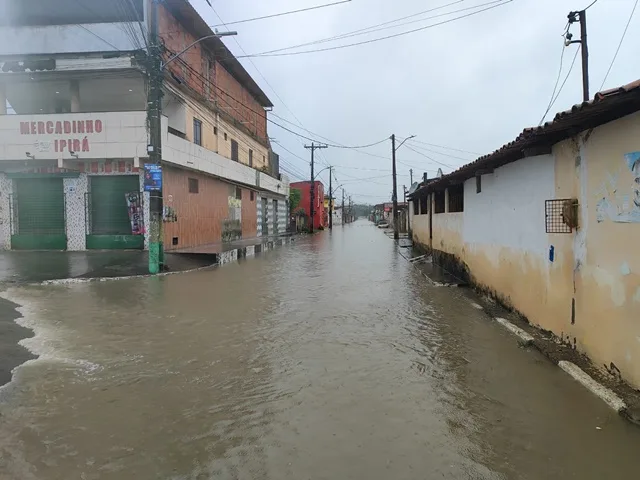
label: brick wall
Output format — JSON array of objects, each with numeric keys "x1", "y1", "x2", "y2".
[{"x1": 158, "y1": 5, "x2": 267, "y2": 140}]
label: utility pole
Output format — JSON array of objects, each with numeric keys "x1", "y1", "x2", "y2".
[
  {"x1": 148, "y1": 0, "x2": 164, "y2": 274},
  {"x1": 304, "y1": 143, "x2": 327, "y2": 234},
  {"x1": 410, "y1": 168, "x2": 413, "y2": 185},
  {"x1": 404, "y1": 184, "x2": 409, "y2": 234},
  {"x1": 341, "y1": 189, "x2": 345, "y2": 225},
  {"x1": 391, "y1": 134, "x2": 399, "y2": 239},
  {"x1": 349, "y1": 195, "x2": 353, "y2": 223},
  {"x1": 328, "y1": 166, "x2": 333, "y2": 230},
  {"x1": 567, "y1": 9, "x2": 589, "y2": 101}
]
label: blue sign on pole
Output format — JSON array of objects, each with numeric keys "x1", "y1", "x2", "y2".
[{"x1": 144, "y1": 164, "x2": 162, "y2": 192}]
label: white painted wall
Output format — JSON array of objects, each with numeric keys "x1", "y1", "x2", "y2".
[
  {"x1": 463, "y1": 155, "x2": 555, "y2": 257},
  {"x1": 0, "y1": 23, "x2": 144, "y2": 55}
]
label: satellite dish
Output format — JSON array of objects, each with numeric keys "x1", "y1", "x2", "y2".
[{"x1": 437, "y1": 168, "x2": 444, "y2": 178}]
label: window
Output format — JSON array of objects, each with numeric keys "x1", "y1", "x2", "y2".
[
  {"x1": 448, "y1": 184, "x2": 464, "y2": 212},
  {"x1": 231, "y1": 140, "x2": 239, "y2": 162},
  {"x1": 250, "y1": 191, "x2": 255, "y2": 201},
  {"x1": 214, "y1": 126, "x2": 218, "y2": 135},
  {"x1": 249, "y1": 149, "x2": 253, "y2": 167},
  {"x1": 188, "y1": 178, "x2": 199, "y2": 193},
  {"x1": 434, "y1": 191, "x2": 445, "y2": 214},
  {"x1": 476, "y1": 174, "x2": 482, "y2": 194},
  {"x1": 419, "y1": 194, "x2": 429, "y2": 215},
  {"x1": 193, "y1": 118, "x2": 202, "y2": 146},
  {"x1": 412, "y1": 198, "x2": 419, "y2": 215},
  {"x1": 235, "y1": 187, "x2": 242, "y2": 200}
]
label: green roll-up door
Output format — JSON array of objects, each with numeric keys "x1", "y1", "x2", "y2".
[
  {"x1": 87, "y1": 176, "x2": 143, "y2": 250},
  {"x1": 11, "y1": 177, "x2": 66, "y2": 250}
]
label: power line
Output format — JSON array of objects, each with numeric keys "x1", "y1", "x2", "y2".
[
  {"x1": 254, "y1": 0, "x2": 471, "y2": 55},
  {"x1": 212, "y1": 0, "x2": 352, "y2": 27},
  {"x1": 403, "y1": 139, "x2": 480, "y2": 155},
  {"x1": 584, "y1": 0, "x2": 600, "y2": 10},
  {"x1": 599, "y1": 0, "x2": 638, "y2": 90},
  {"x1": 403, "y1": 145, "x2": 455, "y2": 169},
  {"x1": 544, "y1": 46, "x2": 581, "y2": 119},
  {"x1": 539, "y1": 36, "x2": 568, "y2": 126},
  {"x1": 404, "y1": 141, "x2": 475, "y2": 161},
  {"x1": 238, "y1": 1, "x2": 514, "y2": 58}
]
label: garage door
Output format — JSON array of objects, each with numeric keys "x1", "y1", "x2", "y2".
[
  {"x1": 86, "y1": 176, "x2": 144, "y2": 250},
  {"x1": 11, "y1": 177, "x2": 66, "y2": 250}
]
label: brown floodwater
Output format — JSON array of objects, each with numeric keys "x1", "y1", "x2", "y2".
[{"x1": 1, "y1": 220, "x2": 639, "y2": 479}]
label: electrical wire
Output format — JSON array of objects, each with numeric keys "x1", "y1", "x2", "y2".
[
  {"x1": 403, "y1": 145, "x2": 455, "y2": 169},
  {"x1": 254, "y1": 0, "x2": 470, "y2": 55},
  {"x1": 539, "y1": 30, "x2": 570, "y2": 126},
  {"x1": 599, "y1": 0, "x2": 638, "y2": 90},
  {"x1": 403, "y1": 141, "x2": 475, "y2": 161},
  {"x1": 544, "y1": 46, "x2": 581, "y2": 118},
  {"x1": 212, "y1": 0, "x2": 352, "y2": 27},
  {"x1": 403, "y1": 139, "x2": 479, "y2": 155},
  {"x1": 238, "y1": 1, "x2": 514, "y2": 58},
  {"x1": 584, "y1": 0, "x2": 600, "y2": 10}
]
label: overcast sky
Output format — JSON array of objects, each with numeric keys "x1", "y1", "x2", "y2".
[{"x1": 193, "y1": 0, "x2": 639, "y2": 203}]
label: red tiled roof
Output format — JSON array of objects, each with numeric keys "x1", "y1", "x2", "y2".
[{"x1": 410, "y1": 79, "x2": 640, "y2": 196}]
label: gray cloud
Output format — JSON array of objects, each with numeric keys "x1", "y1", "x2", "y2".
[{"x1": 196, "y1": 0, "x2": 639, "y2": 203}]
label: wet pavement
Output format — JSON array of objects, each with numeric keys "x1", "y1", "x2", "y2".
[
  {"x1": 0, "y1": 251, "x2": 213, "y2": 285},
  {"x1": 1, "y1": 220, "x2": 640, "y2": 479}
]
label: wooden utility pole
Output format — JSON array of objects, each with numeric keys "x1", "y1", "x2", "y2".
[
  {"x1": 391, "y1": 134, "x2": 399, "y2": 239},
  {"x1": 304, "y1": 143, "x2": 327, "y2": 233}
]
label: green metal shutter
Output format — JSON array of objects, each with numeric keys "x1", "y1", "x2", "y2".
[
  {"x1": 12, "y1": 178, "x2": 66, "y2": 250},
  {"x1": 90, "y1": 176, "x2": 140, "y2": 235}
]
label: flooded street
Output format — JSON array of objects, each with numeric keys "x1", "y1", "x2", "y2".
[{"x1": 1, "y1": 220, "x2": 640, "y2": 479}]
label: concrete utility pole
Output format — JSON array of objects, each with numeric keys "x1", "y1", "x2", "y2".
[
  {"x1": 391, "y1": 134, "x2": 398, "y2": 239},
  {"x1": 329, "y1": 166, "x2": 333, "y2": 230},
  {"x1": 342, "y1": 189, "x2": 345, "y2": 225},
  {"x1": 567, "y1": 9, "x2": 589, "y2": 101},
  {"x1": 148, "y1": 0, "x2": 163, "y2": 274},
  {"x1": 391, "y1": 134, "x2": 415, "y2": 240},
  {"x1": 410, "y1": 168, "x2": 413, "y2": 185},
  {"x1": 304, "y1": 143, "x2": 327, "y2": 233}
]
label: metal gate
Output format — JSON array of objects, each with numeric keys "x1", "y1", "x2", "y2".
[
  {"x1": 10, "y1": 177, "x2": 67, "y2": 250},
  {"x1": 85, "y1": 176, "x2": 144, "y2": 250},
  {"x1": 261, "y1": 197, "x2": 269, "y2": 236}
]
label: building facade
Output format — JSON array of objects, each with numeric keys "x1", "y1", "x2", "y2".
[
  {"x1": 0, "y1": 0, "x2": 289, "y2": 251},
  {"x1": 290, "y1": 181, "x2": 325, "y2": 230},
  {"x1": 409, "y1": 80, "x2": 640, "y2": 388}
]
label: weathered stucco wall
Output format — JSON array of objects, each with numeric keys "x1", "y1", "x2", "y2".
[
  {"x1": 411, "y1": 111, "x2": 640, "y2": 388},
  {"x1": 555, "y1": 111, "x2": 640, "y2": 386}
]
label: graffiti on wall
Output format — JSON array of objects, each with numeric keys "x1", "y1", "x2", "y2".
[{"x1": 595, "y1": 152, "x2": 640, "y2": 223}]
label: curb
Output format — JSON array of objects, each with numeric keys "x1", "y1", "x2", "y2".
[
  {"x1": 28, "y1": 237, "x2": 295, "y2": 286},
  {"x1": 558, "y1": 361, "x2": 627, "y2": 412},
  {"x1": 398, "y1": 249, "x2": 634, "y2": 419},
  {"x1": 494, "y1": 317, "x2": 535, "y2": 346}
]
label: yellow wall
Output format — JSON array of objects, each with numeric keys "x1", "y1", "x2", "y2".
[
  {"x1": 409, "y1": 111, "x2": 640, "y2": 388},
  {"x1": 173, "y1": 87, "x2": 269, "y2": 171}
]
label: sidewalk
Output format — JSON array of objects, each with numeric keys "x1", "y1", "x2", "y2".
[
  {"x1": 0, "y1": 250, "x2": 214, "y2": 285},
  {"x1": 170, "y1": 233, "x2": 294, "y2": 255}
]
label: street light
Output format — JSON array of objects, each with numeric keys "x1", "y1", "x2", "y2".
[
  {"x1": 391, "y1": 134, "x2": 416, "y2": 240},
  {"x1": 162, "y1": 31, "x2": 238, "y2": 68}
]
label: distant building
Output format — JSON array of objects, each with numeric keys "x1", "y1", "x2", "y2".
[{"x1": 290, "y1": 181, "x2": 325, "y2": 230}]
